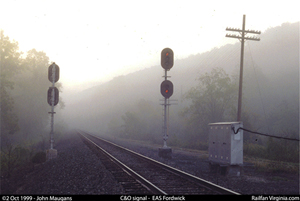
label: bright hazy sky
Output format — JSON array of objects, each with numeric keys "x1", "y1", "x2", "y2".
[{"x1": 1, "y1": 0, "x2": 299, "y2": 89}]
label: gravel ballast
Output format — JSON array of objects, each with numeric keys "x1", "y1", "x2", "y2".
[
  {"x1": 1, "y1": 131, "x2": 124, "y2": 194},
  {"x1": 1, "y1": 130, "x2": 299, "y2": 195},
  {"x1": 102, "y1": 134, "x2": 299, "y2": 195}
]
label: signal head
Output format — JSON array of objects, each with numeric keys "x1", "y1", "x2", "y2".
[
  {"x1": 161, "y1": 48, "x2": 174, "y2": 70},
  {"x1": 161, "y1": 80, "x2": 173, "y2": 98}
]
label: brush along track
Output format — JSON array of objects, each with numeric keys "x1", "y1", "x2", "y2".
[{"x1": 78, "y1": 130, "x2": 239, "y2": 195}]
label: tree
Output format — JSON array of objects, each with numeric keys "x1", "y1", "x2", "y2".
[
  {"x1": 0, "y1": 33, "x2": 66, "y2": 177},
  {"x1": 181, "y1": 68, "x2": 237, "y2": 143},
  {"x1": 0, "y1": 30, "x2": 22, "y2": 136},
  {"x1": 121, "y1": 111, "x2": 143, "y2": 138},
  {"x1": 12, "y1": 49, "x2": 64, "y2": 141},
  {"x1": 0, "y1": 30, "x2": 23, "y2": 177},
  {"x1": 121, "y1": 99, "x2": 161, "y2": 141},
  {"x1": 264, "y1": 100, "x2": 299, "y2": 162},
  {"x1": 107, "y1": 117, "x2": 122, "y2": 137}
]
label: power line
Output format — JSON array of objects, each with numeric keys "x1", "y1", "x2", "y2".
[
  {"x1": 247, "y1": 44, "x2": 271, "y2": 134},
  {"x1": 232, "y1": 127, "x2": 299, "y2": 142}
]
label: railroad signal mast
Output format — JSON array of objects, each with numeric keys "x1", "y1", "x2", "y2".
[
  {"x1": 159, "y1": 48, "x2": 174, "y2": 159},
  {"x1": 47, "y1": 62, "x2": 60, "y2": 160},
  {"x1": 226, "y1": 14, "x2": 261, "y2": 122}
]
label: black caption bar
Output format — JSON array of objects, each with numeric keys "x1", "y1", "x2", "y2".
[{"x1": 2, "y1": 195, "x2": 299, "y2": 201}]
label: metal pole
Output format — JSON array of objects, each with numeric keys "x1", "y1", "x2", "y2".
[
  {"x1": 163, "y1": 69, "x2": 168, "y2": 148},
  {"x1": 50, "y1": 63, "x2": 55, "y2": 149},
  {"x1": 237, "y1": 15, "x2": 246, "y2": 122},
  {"x1": 167, "y1": 98, "x2": 169, "y2": 141}
]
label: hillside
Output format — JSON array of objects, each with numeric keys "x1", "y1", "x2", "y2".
[{"x1": 62, "y1": 22, "x2": 299, "y2": 135}]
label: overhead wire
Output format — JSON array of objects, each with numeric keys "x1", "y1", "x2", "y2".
[
  {"x1": 232, "y1": 126, "x2": 299, "y2": 142},
  {"x1": 247, "y1": 42, "x2": 270, "y2": 134},
  {"x1": 233, "y1": 44, "x2": 299, "y2": 142}
]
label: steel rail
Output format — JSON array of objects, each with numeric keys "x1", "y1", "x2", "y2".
[
  {"x1": 78, "y1": 130, "x2": 167, "y2": 195},
  {"x1": 80, "y1": 130, "x2": 240, "y2": 195}
]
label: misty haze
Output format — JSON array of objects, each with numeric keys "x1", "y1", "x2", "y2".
[{"x1": 1, "y1": 13, "x2": 299, "y2": 196}]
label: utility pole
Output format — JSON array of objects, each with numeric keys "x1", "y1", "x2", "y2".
[{"x1": 226, "y1": 14, "x2": 261, "y2": 121}]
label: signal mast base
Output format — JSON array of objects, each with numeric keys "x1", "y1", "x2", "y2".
[
  {"x1": 46, "y1": 149, "x2": 57, "y2": 161},
  {"x1": 158, "y1": 147, "x2": 172, "y2": 159}
]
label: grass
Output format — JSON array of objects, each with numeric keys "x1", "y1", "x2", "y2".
[
  {"x1": 244, "y1": 156, "x2": 299, "y2": 173},
  {"x1": 114, "y1": 135, "x2": 299, "y2": 174},
  {"x1": 270, "y1": 176, "x2": 290, "y2": 182}
]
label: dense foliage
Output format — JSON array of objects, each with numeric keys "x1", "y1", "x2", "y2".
[{"x1": 0, "y1": 30, "x2": 65, "y2": 177}]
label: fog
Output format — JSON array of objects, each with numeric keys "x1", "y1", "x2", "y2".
[
  {"x1": 1, "y1": 22, "x2": 298, "y2": 176},
  {"x1": 61, "y1": 22, "x2": 298, "y2": 140},
  {"x1": 2, "y1": 1, "x2": 299, "y2": 92},
  {"x1": 1, "y1": 1, "x2": 299, "y2": 193},
  {"x1": 54, "y1": 23, "x2": 300, "y2": 167}
]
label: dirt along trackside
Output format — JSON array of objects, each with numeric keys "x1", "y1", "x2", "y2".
[{"x1": 0, "y1": 130, "x2": 124, "y2": 194}]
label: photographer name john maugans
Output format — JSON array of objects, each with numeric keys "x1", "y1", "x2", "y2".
[{"x1": 37, "y1": 196, "x2": 72, "y2": 201}]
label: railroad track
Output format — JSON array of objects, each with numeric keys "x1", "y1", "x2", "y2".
[{"x1": 77, "y1": 130, "x2": 239, "y2": 195}]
